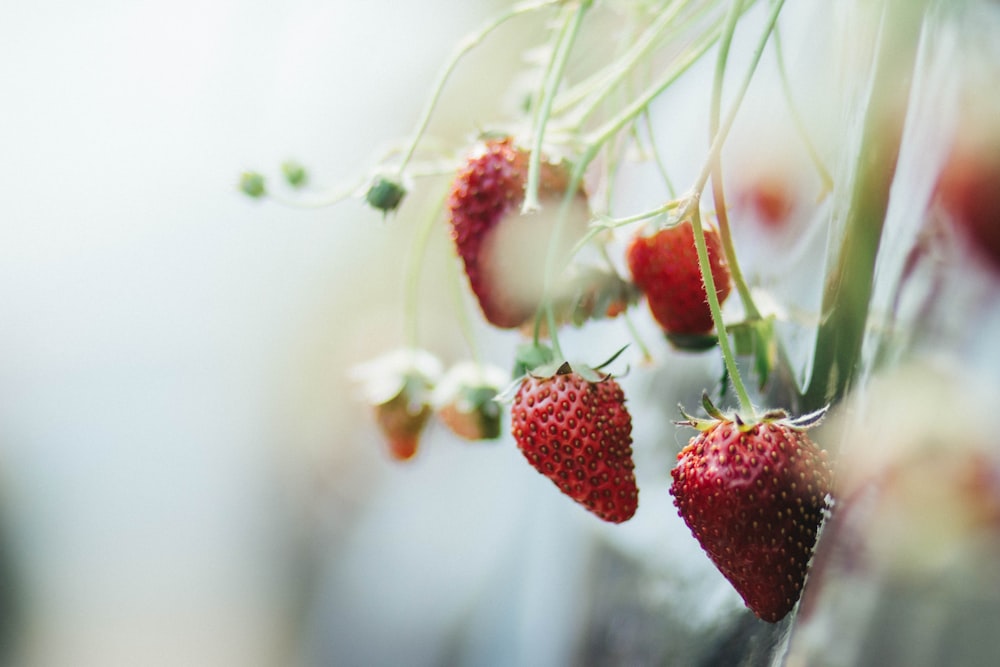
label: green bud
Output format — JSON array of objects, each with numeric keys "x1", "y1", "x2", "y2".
[
  {"x1": 281, "y1": 161, "x2": 308, "y2": 188},
  {"x1": 239, "y1": 172, "x2": 267, "y2": 199},
  {"x1": 365, "y1": 176, "x2": 407, "y2": 213}
]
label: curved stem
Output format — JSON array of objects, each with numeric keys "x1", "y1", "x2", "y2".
[
  {"x1": 524, "y1": 1, "x2": 591, "y2": 213},
  {"x1": 403, "y1": 193, "x2": 447, "y2": 347},
  {"x1": 583, "y1": 17, "x2": 724, "y2": 149},
  {"x1": 557, "y1": 0, "x2": 688, "y2": 124},
  {"x1": 643, "y1": 107, "x2": 677, "y2": 198},
  {"x1": 691, "y1": 0, "x2": 786, "y2": 198},
  {"x1": 773, "y1": 25, "x2": 834, "y2": 195},
  {"x1": 707, "y1": 0, "x2": 761, "y2": 320},
  {"x1": 448, "y1": 251, "x2": 482, "y2": 366},
  {"x1": 690, "y1": 207, "x2": 754, "y2": 414},
  {"x1": 684, "y1": 0, "x2": 790, "y2": 415},
  {"x1": 395, "y1": 0, "x2": 559, "y2": 177},
  {"x1": 533, "y1": 140, "x2": 600, "y2": 353}
]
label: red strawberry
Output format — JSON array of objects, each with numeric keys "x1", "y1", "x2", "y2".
[
  {"x1": 626, "y1": 219, "x2": 732, "y2": 337},
  {"x1": 447, "y1": 137, "x2": 590, "y2": 329},
  {"x1": 510, "y1": 362, "x2": 638, "y2": 523},
  {"x1": 669, "y1": 401, "x2": 832, "y2": 622}
]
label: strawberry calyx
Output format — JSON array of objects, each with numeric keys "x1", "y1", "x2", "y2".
[
  {"x1": 531, "y1": 345, "x2": 629, "y2": 384},
  {"x1": 500, "y1": 345, "x2": 629, "y2": 405},
  {"x1": 677, "y1": 391, "x2": 828, "y2": 433}
]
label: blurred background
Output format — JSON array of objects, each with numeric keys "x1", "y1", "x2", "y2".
[{"x1": 0, "y1": 1, "x2": 533, "y2": 664}]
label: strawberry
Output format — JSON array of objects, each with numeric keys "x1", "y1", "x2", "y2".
[
  {"x1": 935, "y1": 131, "x2": 1000, "y2": 274},
  {"x1": 737, "y1": 173, "x2": 796, "y2": 230},
  {"x1": 447, "y1": 137, "x2": 590, "y2": 329},
  {"x1": 432, "y1": 362, "x2": 508, "y2": 441},
  {"x1": 669, "y1": 399, "x2": 832, "y2": 622},
  {"x1": 351, "y1": 349, "x2": 443, "y2": 461},
  {"x1": 510, "y1": 361, "x2": 638, "y2": 523},
  {"x1": 626, "y1": 219, "x2": 732, "y2": 338}
]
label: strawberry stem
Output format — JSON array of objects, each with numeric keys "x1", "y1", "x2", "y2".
[
  {"x1": 772, "y1": 25, "x2": 834, "y2": 197},
  {"x1": 689, "y1": 206, "x2": 754, "y2": 415},
  {"x1": 643, "y1": 107, "x2": 677, "y2": 199},
  {"x1": 691, "y1": 0, "x2": 786, "y2": 199},
  {"x1": 404, "y1": 191, "x2": 447, "y2": 348},
  {"x1": 557, "y1": 0, "x2": 691, "y2": 126},
  {"x1": 594, "y1": 198, "x2": 683, "y2": 232},
  {"x1": 707, "y1": 0, "x2": 761, "y2": 321},
  {"x1": 523, "y1": 0, "x2": 591, "y2": 214},
  {"x1": 686, "y1": 0, "x2": 790, "y2": 416},
  {"x1": 447, "y1": 239, "x2": 482, "y2": 367},
  {"x1": 583, "y1": 18, "x2": 724, "y2": 150},
  {"x1": 395, "y1": 0, "x2": 559, "y2": 178}
]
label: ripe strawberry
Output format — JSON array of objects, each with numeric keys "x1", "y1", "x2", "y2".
[
  {"x1": 670, "y1": 401, "x2": 832, "y2": 622},
  {"x1": 447, "y1": 137, "x2": 590, "y2": 329},
  {"x1": 510, "y1": 362, "x2": 638, "y2": 523},
  {"x1": 626, "y1": 219, "x2": 732, "y2": 338}
]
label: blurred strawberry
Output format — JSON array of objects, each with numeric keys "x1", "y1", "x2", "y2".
[
  {"x1": 432, "y1": 362, "x2": 509, "y2": 441},
  {"x1": 447, "y1": 137, "x2": 591, "y2": 329},
  {"x1": 936, "y1": 131, "x2": 1000, "y2": 273},
  {"x1": 737, "y1": 173, "x2": 796, "y2": 229},
  {"x1": 351, "y1": 349, "x2": 443, "y2": 461}
]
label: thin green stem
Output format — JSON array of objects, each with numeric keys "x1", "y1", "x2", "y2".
[
  {"x1": 404, "y1": 193, "x2": 447, "y2": 347},
  {"x1": 602, "y1": 199, "x2": 683, "y2": 229},
  {"x1": 556, "y1": 0, "x2": 688, "y2": 124},
  {"x1": 707, "y1": 0, "x2": 761, "y2": 320},
  {"x1": 773, "y1": 25, "x2": 834, "y2": 195},
  {"x1": 584, "y1": 18, "x2": 723, "y2": 149},
  {"x1": 533, "y1": 140, "x2": 599, "y2": 353},
  {"x1": 597, "y1": 243, "x2": 653, "y2": 362},
  {"x1": 265, "y1": 177, "x2": 364, "y2": 210},
  {"x1": 693, "y1": 0, "x2": 784, "y2": 197},
  {"x1": 448, "y1": 251, "x2": 482, "y2": 366},
  {"x1": 524, "y1": 1, "x2": 591, "y2": 213},
  {"x1": 395, "y1": 0, "x2": 559, "y2": 177},
  {"x1": 690, "y1": 207, "x2": 754, "y2": 414},
  {"x1": 643, "y1": 107, "x2": 676, "y2": 198},
  {"x1": 683, "y1": 0, "x2": 789, "y2": 415}
]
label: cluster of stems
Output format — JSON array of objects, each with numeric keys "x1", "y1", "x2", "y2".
[{"x1": 383, "y1": 0, "x2": 913, "y2": 420}]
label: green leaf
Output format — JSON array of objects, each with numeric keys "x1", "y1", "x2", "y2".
[
  {"x1": 729, "y1": 321, "x2": 755, "y2": 357},
  {"x1": 512, "y1": 342, "x2": 555, "y2": 378},
  {"x1": 665, "y1": 332, "x2": 718, "y2": 351},
  {"x1": 752, "y1": 317, "x2": 777, "y2": 391}
]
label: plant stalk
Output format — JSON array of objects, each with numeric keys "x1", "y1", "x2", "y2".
[{"x1": 802, "y1": 0, "x2": 926, "y2": 410}]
